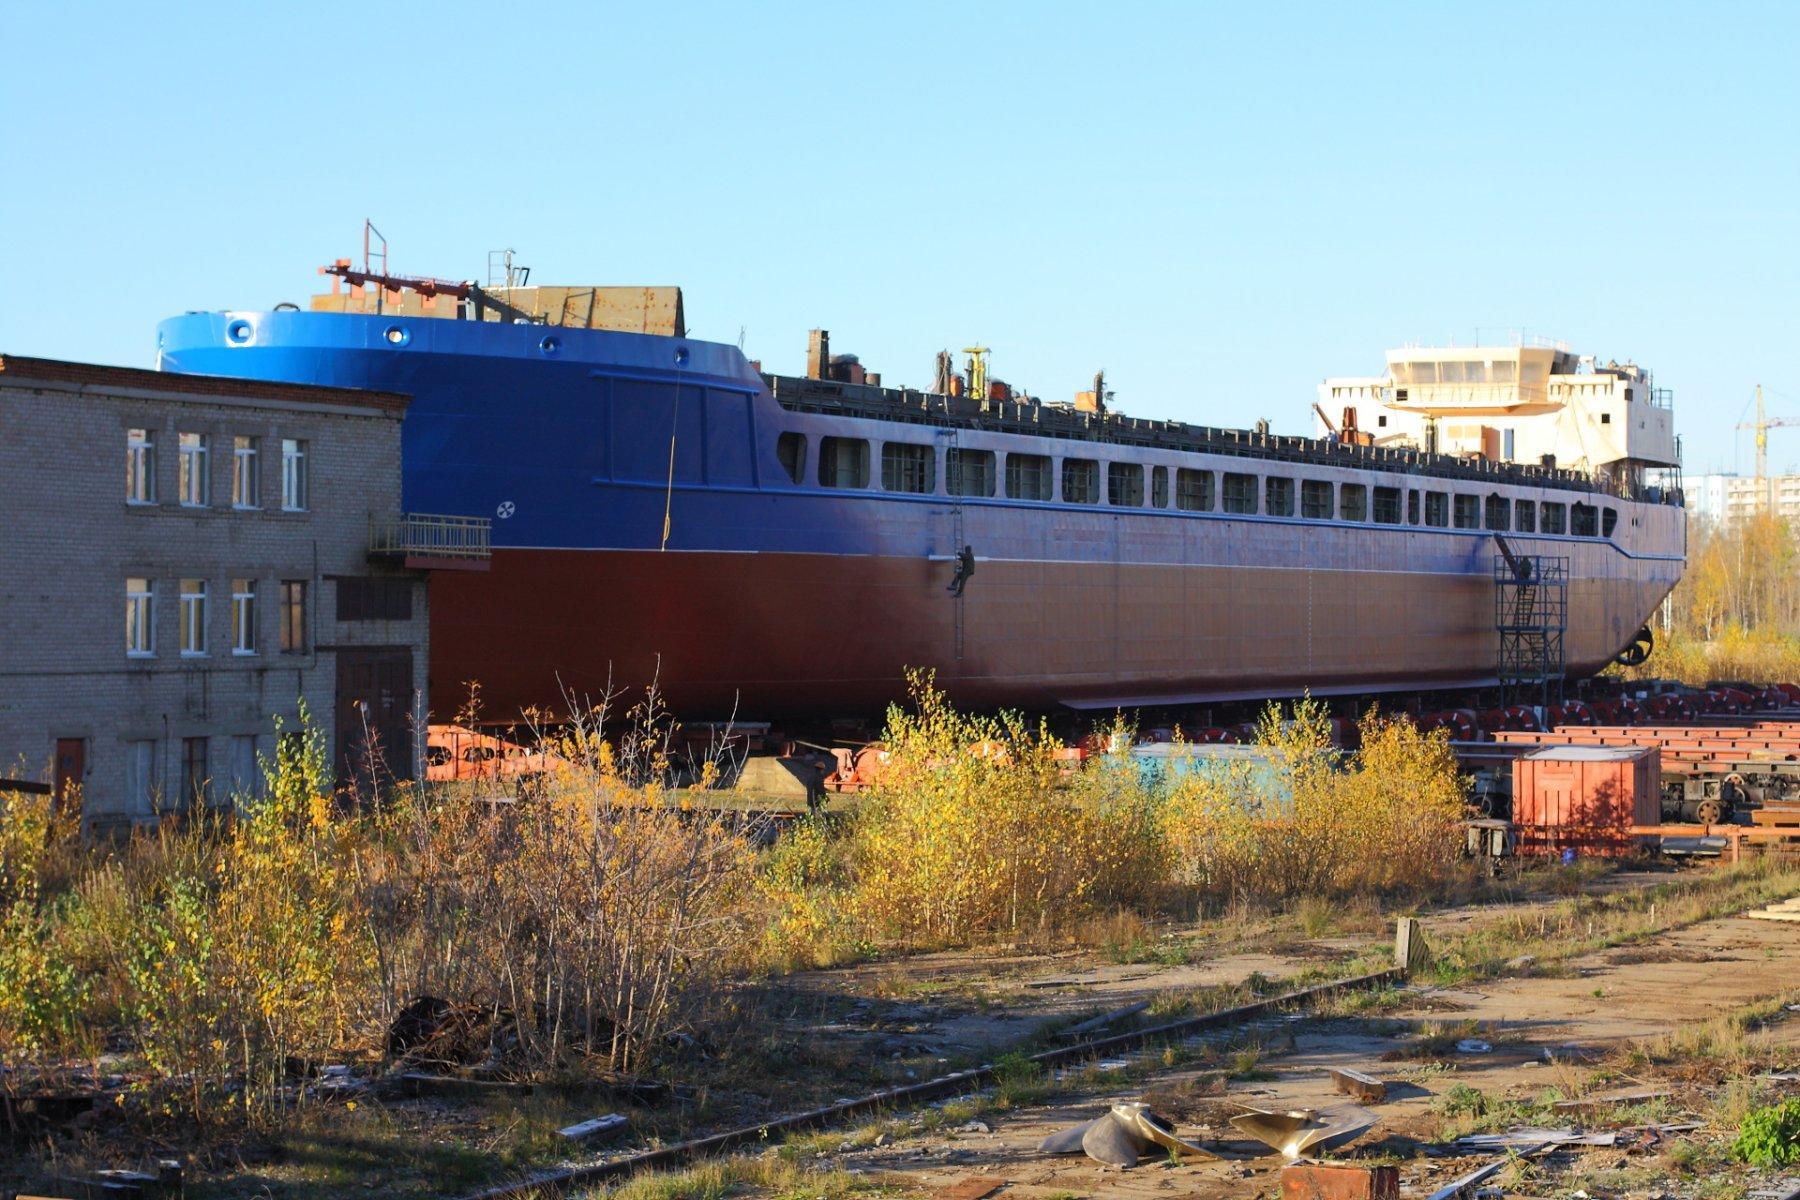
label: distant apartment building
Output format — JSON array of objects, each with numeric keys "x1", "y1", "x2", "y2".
[
  {"x1": 1679, "y1": 472, "x2": 1800, "y2": 526},
  {"x1": 0, "y1": 355, "x2": 487, "y2": 830}
]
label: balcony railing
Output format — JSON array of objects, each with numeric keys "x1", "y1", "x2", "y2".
[{"x1": 370, "y1": 513, "x2": 492, "y2": 563}]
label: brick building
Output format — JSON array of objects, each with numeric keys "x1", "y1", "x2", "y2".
[{"x1": 0, "y1": 355, "x2": 487, "y2": 829}]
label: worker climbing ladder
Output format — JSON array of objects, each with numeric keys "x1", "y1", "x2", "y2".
[
  {"x1": 937, "y1": 426, "x2": 966, "y2": 660},
  {"x1": 1493, "y1": 540, "x2": 1567, "y2": 711}
]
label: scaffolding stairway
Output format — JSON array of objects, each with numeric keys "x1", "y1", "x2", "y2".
[{"x1": 1493, "y1": 538, "x2": 1567, "y2": 710}]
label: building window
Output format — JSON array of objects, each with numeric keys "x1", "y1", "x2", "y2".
[
  {"x1": 1453, "y1": 494, "x2": 1480, "y2": 529},
  {"x1": 126, "y1": 577, "x2": 155, "y2": 656},
  {"x1": 280, "y1": 580, "x2": 307, "y2": 653},
  {"x1": 1485, "y1": 494, "x2": 1511, "y2": 531},
  {"x1": 179, "y1": 579, "x2": 207, "y2": 656},
  {"x1": 1151, "y1": 466, "x2": 1169, "y2": 508},
  {"x1": 1265, "y1": 477, "x2": 1295, "y2": 517},
  {"x1": 881, "y1": 442, "x2": 936, "y2": 494},
  {"x1": 775, "y1": 432, "x2": 806, "y2": 484},
  {"x1": 232, "y1": 578, "x2": 258, "y2": 654},
  {"x1": 1005, "y1": 453, "x2": 1053, "y2": 501},
  {"x1": 178, "y1": 432, "x2": 209, "y2": 507},
  {"x1": 947, "y1": 448, "x2": 996, "y2": 498},
  {"x1": 1340, "y1": 482, "x2": 1368, "y2": 522},
  {"x1": 182, "y1": 737, "x2": 209, "y2": 810},
  {"x1": 1062, "y1": 458, "x2": 1099, "y2": 505},
  {"x1": 1300, "y1": 479, "x2": 1333, "y2": 519},
  {"x1": 281, "y1": 438, "x2": 309, "y2": 510},
  {"x1": 1407, "y1": 489, "x2": 1421, "y2": 525},
  {"x1": 1222, "y1": 472, "x2": 1258, "y2": 514},
  {"x1": 1373, "y1": 486, "x2": 1402, "y2": 524},
  {"x1": 1424, "y1": 491, "x2": 1449, "y2": 527},
  {"x1": 127, "y1": 428, "x2": 157, "y2": 504},
  {"x1": 1175, "y1": 468, "x2": 1214, "y2": 512},
  {"x1": 816, "y1": 437, "x2": 868, "y2": 488},
  {"x1": 1107, "y1": 462, "x2": 1145, "y2": 507},
  {"x1": 336, "y1": 576, "x2": 412, "y2": 621},
  {"x1": 125, "y1": 739, "x2": 157, "y2": 816},
  {"x1": 1541, "y1": 501, "x2": 1567, "y2": 534},
  {"x1": 232, "y1": 436, "x2": 260, "y2": 508},
  {"x1": 229, "y1": 734, "x2": 260, "y2": 803}
]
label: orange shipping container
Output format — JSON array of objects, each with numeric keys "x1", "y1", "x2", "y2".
[{"x1": 1512, "y1": 745, "x2": 1660, "y2": 855}]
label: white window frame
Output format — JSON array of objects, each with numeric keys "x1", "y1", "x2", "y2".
[
  {"x1": 126, "y1": 577, "x2": 155, "y2": 657},
  {"x1": 127, "y1": 428, "x2": 157, "y2": 504},
  {"x1": 180, "y1": 578, "x2": 208, "y2": 657},
  {"x1": 232, "y1": 436, "x2": 260, "y2": 509},
  {"x1": 125, "y1": 739, "x2": 158, "y2": 817},
  {"x1": 281, "y1": 438, "x2": 309, "y2": 511},
  {"x1": 178, "y1": 433, "x2": 210, "y2": 507},
  {"x1": 231, "y1": 578, "x2": 258, "y2": 655}
]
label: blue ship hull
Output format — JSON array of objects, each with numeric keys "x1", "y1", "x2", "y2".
[{"x1": 155, "y1": 310, "x2": 1685, "y2": 720}]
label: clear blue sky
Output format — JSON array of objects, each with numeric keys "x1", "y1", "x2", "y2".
[{"x1": 4, "y1": 1, "x2": 1794, "y2": 472}]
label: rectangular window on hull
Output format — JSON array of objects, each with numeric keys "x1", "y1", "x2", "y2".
[
  {"x1": 1515, "y1": 499, "x2": 1536, "y2": 533},
  {"x1": 1407, "y1": 489, "x2": 1421, "y2": 525},
  {"x1": 1424, "y1": 491, "x2": 1449, "y2": 527},
  {"x1": 1572, "y1": 502, "x2": 1599, "y2": 537},
  {"x1": 1602, "y1": 507, "x2": 1618, "y2": 537},
  {"x1": 1485, "y1": 494, "x2": 1511, "y2": 531},
  {"x1": 1107, "y1": 462, "x2": 1144, "y2": 507},
  {"x1": 1222, "y1": 473, "x2": 1257, "y2": 514},
  {"x1": 1300, "y1": 479, "x2": 1332, "y2": 519},
  {"x1": 1151, "y1": 465, "x2": 1168, "y2": 508},
  {"x1": 1541, "y1": 501, "x2": 1567, "y2": 534},
  {"x1": 1265, "y1": 476, "x2": 1294, "y2": 517},
  {"x1": 1062, "y1": 458, "x2": 1099, "y2": 504},
  {"x1": 776, "y1": 432, "x2": 805, "y2": 484},
  {"x1": 947, "y1": 448, "x2": 995, "y2": 497},
  {"x1": 1340, "y1": 483, "x2": 1368, "y2": 522},
  {"x1": 817, "y1": 437, "x2": 869, "y2": 488},
  {"x1": 1175, "y1": 468, "x2": 1214, "y2": 512},
  {"x1": 881, "y1": 441, "x2": 935, "y2": 494},
  {"x1": 1373, "y1": 486, "x2": 1402, "y2": 524},
  {"x1": 1453, "y1": 494, "x2": 1480, "y2": 529},
  {"x1": 1005, "y1": 453, "x2": 1052, "y2": 500}
]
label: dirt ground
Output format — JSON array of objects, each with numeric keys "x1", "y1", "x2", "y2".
[{"x1": 757, "y1": 901, "x2": 1800, "y2": 1199}]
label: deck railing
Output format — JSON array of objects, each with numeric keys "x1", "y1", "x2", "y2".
[{"x1": 369, "y1": 513, "x2": 492, "y2": 561}]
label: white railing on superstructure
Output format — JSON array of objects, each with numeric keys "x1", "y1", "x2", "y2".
[{"x1": 369, "y1": 513, "x2": 492, "y2": 561}]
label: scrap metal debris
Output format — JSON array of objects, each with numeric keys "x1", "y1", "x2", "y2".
[
  {"x1": 1229, "y1": 1104, "x2": 1375, "y2": 1159},
  {"x1": 1330, "y1": 1067, "x2": 1389, "y2": 1104},
  {"x1": 1038, "y1": 1101, "x2": 1216, "y2": 1168}
]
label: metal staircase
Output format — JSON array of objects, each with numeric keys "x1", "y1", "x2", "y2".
[{"x1": 1493, "y1": 539, "x2": 1567, "y2": 710}]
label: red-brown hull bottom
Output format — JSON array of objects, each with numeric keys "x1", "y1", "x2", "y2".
[{"x1": 428, "y1": 549, "x2": 1670, "y2": 722}]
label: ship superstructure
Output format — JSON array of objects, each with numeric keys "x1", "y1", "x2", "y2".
[
  {"x1": 155, "y1": 269, "x2": 1687, "y2": 722},
  {"x1": 1318, "y1": 340, "x2": 1679, "y2": 495}
]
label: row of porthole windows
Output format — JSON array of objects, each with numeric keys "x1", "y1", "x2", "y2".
[{"x1": 774, "y1": 432, "x2": 1620, "y2": 537}]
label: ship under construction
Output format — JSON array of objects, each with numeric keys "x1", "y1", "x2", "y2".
[{"x1": 153, "y1": 253, "x2": 1687, "y2": 722}]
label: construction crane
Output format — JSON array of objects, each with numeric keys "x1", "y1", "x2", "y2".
[{"x1": 1736, "y1": 384, "x2": 1799, "y2": 511}]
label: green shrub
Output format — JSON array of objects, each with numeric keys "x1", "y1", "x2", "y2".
[{"x1": 1733, "y1": 1097, "x2": 1800, "y2": 1167}]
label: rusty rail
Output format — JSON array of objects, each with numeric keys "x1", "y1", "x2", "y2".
[{"x1": 464, "y1": 966, "x2": 1405, "y2": 1199}]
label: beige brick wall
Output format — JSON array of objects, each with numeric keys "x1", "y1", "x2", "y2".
[{"x1": 0, "y1": 369, "x2": 429, "y2": 827}]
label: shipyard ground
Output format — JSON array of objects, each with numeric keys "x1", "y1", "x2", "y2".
[{"x1": 12, "y1": 862, "x2": 1800, "y2": 1200}]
